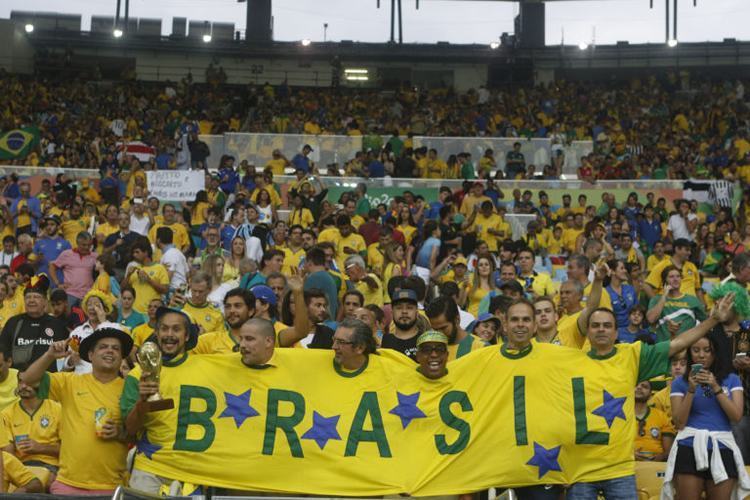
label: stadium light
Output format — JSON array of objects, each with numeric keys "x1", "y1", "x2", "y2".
[
  {"x1": 578, "y1": 42, "x2": 589, "y2": 50},
  {"x1": 667, "y1": 39, "x2": 678, "y2": 47},
  {"x1": 113, "y1": 29, "x2": 123, "y2": 38},
  {"x1": 24, "y1": 23, "x2": 34, "y2": 33},
  {"x1": 202, "y1": 34, "x2": 212, "y2": 43},
  {"x1": 301, "y1": 38, "x2": 311, "y2": 46},
  {"x1": 489, "y1": 41, "x2": 500, "y2": 50}
]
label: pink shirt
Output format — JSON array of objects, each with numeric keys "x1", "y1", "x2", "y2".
[{"x1": 52, "y1": 249, "x2": 97, "y2": 299}]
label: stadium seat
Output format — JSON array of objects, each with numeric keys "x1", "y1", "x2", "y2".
[{"x1": 635, "y1": 460, "x2": 666, "y2": 499}]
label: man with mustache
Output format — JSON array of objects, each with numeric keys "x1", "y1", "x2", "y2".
[
  {"x1": 380, "y1": 289, "x2": 424, "y2": 360},
  {"x1": 426, "y1": 295, "x2": 486, "y2": 361}
]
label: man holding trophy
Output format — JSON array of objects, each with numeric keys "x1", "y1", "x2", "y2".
[{"x1": 120, "y1": 306, "x2": 198, "y2": 494}]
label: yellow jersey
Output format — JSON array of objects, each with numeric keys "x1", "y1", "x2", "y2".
[
  {"x1": 355, "y1": 274, "x2": 384, "y2": 308},
  {"x1": 317, "y1": 227, "x2": 339, "y2": 244},
  {"x1": 1, "y1": 451, "x2": 37, "y2": 492},
  {"x1": 280, "y1": 246, "x2": 306, "y2": 276},
  {"x1": 148, "y1": 223, "x2": 190, "y2": 251},
  {"x1": 288, "y1": 208, "x2": 314, "y2": 229},
  {"x1": 127, "y1": 263, "x2": 170, "y2": 314},
  {"x1": 0, "y1": 369, "x2": 19, "y2": 412},
  {"x1": 335, "y1": 233, "x2": 366, "y2": 272},
  {"x1": 447, "y1": 334, "x2": 487, "y2": 361},
  {"x1": 192, "y1": 330, "x2": 239, "y2": 355},
  {"x1": 557, "y1": 311, "x2": 586, "y2": 349},
  {"x1": 1, "y1": 398, "x2": 61, "y2": 466},
  {"x1": 61, "y1": 218, "x2": 88, "y2": 248},
  {"x1": 634, "y1": 406, "x2": 674, "y2": 456},
  {"x1": 181, "y1": 302, "x2": 225, "y2": 335},
  {"x1": 646, "y1": 258, "x2": 701, "y2": 297},
  {"x1": 38, "y1": 372, "x2": 127, "y2": 490}
]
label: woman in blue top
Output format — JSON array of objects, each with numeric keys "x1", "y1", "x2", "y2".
[
  {"x1": 671, "y1": 334, "x2": 744, "y2": 499},
  {"x1": 413, "y1": 220, "x2": 441, "y2": 284},
  {"x1": 605, "y1": 259, "x2": 637, "y2": 329}
]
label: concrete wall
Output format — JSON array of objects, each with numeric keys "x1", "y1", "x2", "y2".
[{"x1": 0, "y1": 20, "x2": 34, "y2": 74}]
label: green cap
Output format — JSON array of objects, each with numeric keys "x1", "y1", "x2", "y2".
[{"x1": 416, "y1": 330, "x2": 449, "y2": 347}]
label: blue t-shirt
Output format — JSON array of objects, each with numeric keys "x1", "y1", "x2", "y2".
[
  {"x1": 671, "y1": 373, "x2": 743, "y2": 449},
  {"x1": 415, "y1": 237, "x2": 441, "y2": 268},
  {"x1": 617, "y1": 327, "x2": 654, "y2": 344},
  {"x1": 606, "y1": 284, "x2": 637, "y2": 328},
  {"x1": 367, "y1": 161, "x2": 385, "y2": 178},
  {"x1": 33, "y1": 236, "x2": 71, "y2": 284},
  {"x1": 118, "y1": 309, "x2": 147, "y2": 330}
]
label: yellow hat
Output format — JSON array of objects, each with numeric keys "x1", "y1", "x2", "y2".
[
  {"x1": 453, "y1": 256, "x2": 468, "y2": 267},
  {"x1": 416, "y1": 330, "x2": 448, "y2": 347},
  {"x1": 82, "y1": 289, "x2": 113, "y2": 314}
]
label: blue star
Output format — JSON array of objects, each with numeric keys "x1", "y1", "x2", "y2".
[
  {"x1": 219, "y1": 389, "x2": 260, "y2": 428},
  {"x1": 301, "y1": 411, "x2": 342, "y2": 450},
  {"x1": 137, "y1": 432, "x2": 162, "y2": 460},
  {"x1": 526, "y1": 442, "x2": 562, "y2": 479},
  {"x1": 592, "y1": 390, "x2": 627, "y2": 428},
  {"x1": 389, "y1": 392, "x2": 427, "y2": 429}
]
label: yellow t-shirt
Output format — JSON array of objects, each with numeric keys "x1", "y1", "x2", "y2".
[
  {"x1": 557, "y1": 311, "x2": 586, "y2": 349},
  {"x1": 397, "y1": 225, "x2": 417, "y2": 246},
  {"x1": 1, "y1": 451, "x2": 37, "y2": 492},
  {"x1": 367, "y1": 244, "x2": 386, "y2": 277},
  {"x1": 470, "y1": 214, "x2": 503, "y2": 252},
  {"x1": 351, "y1": 215, "x2": 366, "y2": 230},
  {"x1": 634, "y1": 406, "x2": 674, "y2": 455},
  {"x1": 355, "y1": 274, "x2": 384, "y2": 308},
  {"x1": 38, "y1": 372, "x2": 127, "y2": 490},
  {"x1": 466, "y1": 286, "x2": 490, "y2": 317},
  {"x1": 0, "y1": 369, "x2": 19, "y2": 412},
  {"x1": 447, "y1": 334, "x2": 487, "y2": 361},
  {"x1": 15, "y1": 200, "x2": 30, "y2": 228},
  {"x1": 191, "y1": 201, "x2": 210, "y2": 227},
  {"x1": 61, "y1": 218, "x2": 88, "y2": 248},
  {"x1": 181, "y1": 302, "x2": 225, "y2": 335},
  {"x1": 265, "y1": 158, "x2": 288, "y2": 176},
  {"x1": 646, "y1": 259, "x2": 701, "y2": 297},
  {"x1": 288, "y1": 208, "x2": 314, "y2": 229},
  {"x1": 317, "y1": 227, "x2": 340, "y2": 245},
  {"x1": 516, "y1": 272, "x2": 555, "y2": 298},
  {"x1": 646, "y1": 254, "x2": 668, "y2": 272},
  {"x1": 1, "y1": 398, "x2": 61, "y2": 466},
  {"x1": 583, "y1": 283, "x2": 613, "y2": 310},
  {"x1": 148, "y1": 223, "x2": 190, "y2": 251},
  {"x1": 192, "y1": 330, "x2": 239, "y2": 355},
  {"x1": 562, "y1": 227, "x2": 584, "y2": 253},
  {"x1": 280, "y1": 246, "x2": 306, "y2": 276},
  {"x1": 131, "y1": 323, "x2": 155, "y2": 348},
  {"x1": 335, "y1": 233, "x2": 366, "y2": 272},
  {"x1": 96, "y1": 222, "x2": 119, "y2": 242},
  {"x1": 649, "y1": 382, "x2": 673, "y2": 421},
  {"x1": 127, "y1": 263, "x2": 170, "y2": 314},
  {"x1": 250, "y1": 187, "x2": 281, "y2": 208}
]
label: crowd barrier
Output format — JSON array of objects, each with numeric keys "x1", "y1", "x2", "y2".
[{"x1": 198, "y1": 133, "x2": 593, "y2": 174}]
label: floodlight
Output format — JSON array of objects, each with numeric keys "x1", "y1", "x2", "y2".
[
  {"x1": 667, "y1": 39, "x2": 678, "y2": 47},
  {"x1": 301, "y1": 38, "x2": 311, "y2": 46},
  {"x1": 489, "y1": 41, "x2": 500, "y2": 50},
  {"x1": 578, "y1": 42, "x2": 588, "y2": 50},
  {"x1": 24, "y1": 24, "x2": 34, "y2": 33},
  {"x1": 202, "y1": 34, "x2": 212, "y2": 43},
  {"x1": 113, "y1": 29, "x2": 123, "y2": 38}
]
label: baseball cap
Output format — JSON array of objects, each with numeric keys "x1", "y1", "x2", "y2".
[
  {"x1": 416, "y1": 330, "x2": 448, "y2": 347},
  {"x1": 303, "y1": 144, "x2": 314, "y2": 152},
  {"x1": 390, "y1": 288, "x2": 418, "y2": 305},
  {"x1": 453, "y1": 256, "x2": 468, "y2": 267},
  {"x1": 251, "y1": 285, "x2": 277, "y2": 306},
  {"x1": 43, "y1": 215, "x2": 61, "y2": 225},
  {"x1": 500, "y1": 280, "x2": 525, "y2": 295}
]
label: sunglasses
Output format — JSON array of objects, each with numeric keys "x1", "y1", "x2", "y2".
[{"x1": 418, "y1": 344, "x2": 447, "y2": 354}]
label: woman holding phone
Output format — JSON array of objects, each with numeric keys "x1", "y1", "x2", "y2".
[
  {"x1": 646, "y1": 265, "x2": 707, "y2": 342},
  {"x1": 669, "y1": 333, "x2": 745, "y2": 499}
]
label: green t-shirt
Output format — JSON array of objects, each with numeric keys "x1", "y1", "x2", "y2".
[
  {"x1": 648, "y1": 293, "x2": 707, "y2": 342},
  {"x1": 461, "y1": 162, "x2": 476, "y2": 180}
]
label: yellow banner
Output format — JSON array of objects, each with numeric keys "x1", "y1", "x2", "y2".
[{"x1": 127, "y1": 344, "x2": 643, "y2": 495}]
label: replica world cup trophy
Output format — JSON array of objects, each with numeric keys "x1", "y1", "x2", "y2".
[{"x1": 137, "y1": 341, "x2": 175, "y2": 411}]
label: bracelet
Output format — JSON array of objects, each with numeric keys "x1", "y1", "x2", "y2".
[
  {"x1": 687, "y1": 388, "x2": 696, "y2": 394},
  {"x1": 714, "y1": 388, "x2": 724, "y2": 396}
]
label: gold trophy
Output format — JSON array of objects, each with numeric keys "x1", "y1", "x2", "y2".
[{"x1": 137, "y1": 342, "x2": 174, "y2": 411}]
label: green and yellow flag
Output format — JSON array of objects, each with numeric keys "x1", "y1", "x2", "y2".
[
  {"x1": 121, "y1": 343, "x2": 660, "y2": 495},
  {"x1": 0, "y1": 127, "x2": 40, "y2": 160}
]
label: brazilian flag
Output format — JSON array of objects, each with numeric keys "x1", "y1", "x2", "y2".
[{"x1": 0, "y1": 127, "x2": 40, "y2": 160}]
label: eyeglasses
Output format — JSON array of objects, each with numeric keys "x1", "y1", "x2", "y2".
[
  {"x1": 418, "y1": 344, "x2": 447, "y2": 354},
  {"x1": 332, "y1": 338, "x2": 355, "y2": 346}
]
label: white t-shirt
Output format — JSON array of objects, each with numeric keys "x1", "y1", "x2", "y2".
[
  {"x1": 161, "y1": 246, "x2": 190, "y2": 289},
  {"x1": 667, "y1": 213, "x2": 696, "y2": 241},
  {"x1": 0, "y1": 251, "x2": 18, "y2": 267},
  {"x1": 129, "y1": 214, "x2": 151, "y2": 236},
  {"x1": 245, "y1": 236, "x2": 263, "y2": 263}
]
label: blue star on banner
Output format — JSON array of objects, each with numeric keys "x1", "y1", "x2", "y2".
[
  {"x1": 301, "y1": 411, "x2": 342, "y2": 450},
  {"x1": 219, "y1": 389, "x2": 260, "y2": 428},
  {"x1": 137, "y1": 432, "x2": 162, "y2": 460},
  {"x1": 592, "y1": 390, "x2": 627, "y2": 428},
  {"x1": 526, "y1": 442, "x2": 562, "y2": 479},
  {"x1": 389, "y1": 392, "x2": 427, "y2": 429}
]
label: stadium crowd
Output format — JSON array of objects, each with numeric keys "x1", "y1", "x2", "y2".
[
  {"x1": 0, "y1": 73, "x2": 748, "y2": 498},
  {"x1": 1, "y1": 72, "x2": 750, "y2": 181}
]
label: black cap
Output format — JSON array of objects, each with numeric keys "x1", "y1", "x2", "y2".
[{"x1": 79, "y1": 326, "x2": 134, "y2": 363}]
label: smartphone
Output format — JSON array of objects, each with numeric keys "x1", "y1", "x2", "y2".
[
  {"x1": 736, "y1": 353, "x2": 748, "y2": 359},
  {"x1": 690, "y1": 363, "x2": 703, "y2": 375}
]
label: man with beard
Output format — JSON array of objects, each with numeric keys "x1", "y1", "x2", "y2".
[
  {"x1": 122, "y1": 306, "x2": 199, "y2": 493},
  {"x1": 298, "y1": 289, "x2": 336, "y2": 349},
  {"x1": 426, "y1": 295, "x2": 486, "y2": 360},
  {"x1": 415, "y1": 331, "x2": 449, "y2": 380},
  {"x1": 381, "y1": 289, "x2": 423, "y2": 360},
  {"x1": 193, "y1": 289, "x2": 255, "y2": 354}
]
